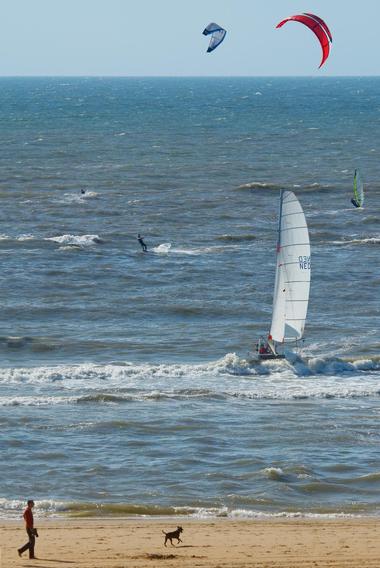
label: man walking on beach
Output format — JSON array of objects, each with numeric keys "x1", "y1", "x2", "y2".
[{"x1": 17, "y1": 499, "x2": 36, "y2": 559}]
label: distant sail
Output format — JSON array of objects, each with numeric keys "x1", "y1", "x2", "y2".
[
  {"x1": 269, "y1": 190, "x2": 311, "y2": 343},
  {"x1": 203, "y1": 22, "x2": 227, "y2": 53},
  {"x1": 351, "y1": 169, "x2": 364, "y2": 208}
]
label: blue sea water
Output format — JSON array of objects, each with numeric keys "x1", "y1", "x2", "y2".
[{"x1": 0, "y1": 77, "x2": 379, "y2": 520}]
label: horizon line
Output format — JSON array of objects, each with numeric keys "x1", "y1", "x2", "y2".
[{"x1": 0, "y1": 74, "x2": 379, "y2": 79}]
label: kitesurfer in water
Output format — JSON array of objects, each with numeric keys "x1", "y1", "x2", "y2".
[
  {"x1": 137, "y1": 234, "x2": 148, "y2": 252},
  {"x1": 81, "y1": 189, "x2": 86, "y2": 195}
]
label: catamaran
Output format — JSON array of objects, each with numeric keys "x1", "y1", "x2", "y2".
[
  {"x1": 257, "y1": 190, "x2": 311, "y2": 359},
  {"x1": 351, "y1": 169, "x2": 364, "y2": 208}
]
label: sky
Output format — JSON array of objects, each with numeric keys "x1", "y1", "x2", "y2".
[{"x1": 0, "y1": 0, "x2": 378, "y2": 76}]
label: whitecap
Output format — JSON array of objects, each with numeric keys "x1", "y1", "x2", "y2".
[
  {"x1": 152, "y1": 243, "x2": 172, "y2": 254},
  {"x1": 45, "y1": 234, "x2": 104, "y2": 247}
]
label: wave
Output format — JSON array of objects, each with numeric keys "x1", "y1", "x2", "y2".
[
  {"x1": 0, "y1": 395, "x2": 75, "y2": 407},
  {"x1": 236, "y1": 181, "x2": 281, "y2": 190},
  {"x1": 0, "y1": 497, "x2": 376, "y2": 520},
  {"x1": 45, "y1": 234, "x2": 104, "y2": 247},
  {"x1": 77, "y1": 393, "x2": 132, "y2": 404},
  {"x1": 236, "y1": 181, "x2": 331, "y2": 192},
  {"x1": 81, "y1": 191, "x2": 98, "y2": 198},
  {"x1": 151, "y1": 243, "x2": 171, "y2": 254},
  {"x1": 302, "y1": 182, "x2": 330, "y2": 190},
  {"x1": 0, "y1": 336, "x2": 33, "y2": 349},
  {"x1": 0, "y1": 354, "x2": 379, "y2": 404},
  {"x1": 332, "y1": 236, "x2": 380, "y2": 246},
  {"x1": 0, "y1": 335, "x2": 60, "y2": 352},
  {"x1": 262, "y1": 467, "x2": 287, "y2": 481},
  {"x1": 0, "y1": 233, "x2": 36, "y2": 242},
  {"x1": 151, "y1": 243, "x2": 237, "y2": 256},
  {"x1": 217, "y1": 234, "x2": 256, "y2": 242},
  {"x1": 61, "y1": 191, "x2": 99, "y2": 203}
]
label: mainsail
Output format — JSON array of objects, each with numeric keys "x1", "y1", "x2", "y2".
[
  {"x1": 269, "y1": 190, "x2": 311, "y2": 345},
  {"x1": 352, "y1": 169, "x2": 364, "y2": 208}
]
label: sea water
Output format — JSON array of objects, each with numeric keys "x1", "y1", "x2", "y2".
[{"x1": 0, "y1": 77, "x2": 379, "y2": 519}]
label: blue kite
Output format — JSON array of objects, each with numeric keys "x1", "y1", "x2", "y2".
[{"x1": 202, "y1": 23, "x2": 227, "y2": 53}]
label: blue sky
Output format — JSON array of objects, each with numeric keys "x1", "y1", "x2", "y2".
[{"x1": 0, "y1": 1, "x2": 378, "y2": 76}]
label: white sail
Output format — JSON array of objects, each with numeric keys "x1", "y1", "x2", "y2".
[{"x1": 269, "y1": 190, "x2": 311, "y2": 344}]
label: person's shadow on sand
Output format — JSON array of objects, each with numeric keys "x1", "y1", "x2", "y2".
[{"x1": 22, "y1": 560, "x2": 76, "y2": 567}]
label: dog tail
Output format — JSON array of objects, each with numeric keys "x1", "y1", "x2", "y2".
[{"x1": 162, "y1": 530, "x2": 166, "y2": 535}]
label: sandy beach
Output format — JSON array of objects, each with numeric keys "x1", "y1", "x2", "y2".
[{"x1": 1, "y1": 518, "x2": 379, "y2": 568}]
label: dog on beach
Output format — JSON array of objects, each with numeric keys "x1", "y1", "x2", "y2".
[{"x1": 162, "y1": 526, "x2": 183, "y2": 546}]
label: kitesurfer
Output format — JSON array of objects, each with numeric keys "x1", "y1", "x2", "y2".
[
  {"x1": 81, "y1": 189, "x2": 86, "y2": 195},
  {"x1": 137, "y1": 234, "x2": 148, "y2": 252}
]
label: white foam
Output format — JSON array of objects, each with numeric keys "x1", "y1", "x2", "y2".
[
  {"x1": 0, "y1": 353, "x2": 379, "y2": 400},
  {"x1": 0, "y1": 233, "x2": 35, "y2": 241},
  {"x1": 17, "y1": 234, "x2": 35, "y2": 241},
  {"x1": 332, "y1": 236, "x2": 380, "y2": 246},
  {"x1": 0, "y1": 395, "x2": 75, "y2": 407},
  {"x1": 0, "y1": 498, "x2": 67, "y2": 520},
  {"x1": 60, "y1": 191, "x2": 98, "y2": 204},
  {"x1": 169, "y1": 245, "x2": 237, "y2": 256},
  {"x1": 0, "y1": 497, "x2": 365, "y2": 520},
  {"x1": 263, "y1": 467, "x2": 285, "y2": 480},
  {"x1": 152, "y1": 243, "x2": 172, "y2": 254},
  {"x1": 45, "y1": 234, "x2": 103, "y2": 247}
]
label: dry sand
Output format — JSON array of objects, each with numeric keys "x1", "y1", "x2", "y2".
[{"x1": 1, "y1": 517, "x2": 379, "y2": 568}]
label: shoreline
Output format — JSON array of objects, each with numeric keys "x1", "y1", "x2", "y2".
[{"x1": 2, "y1": 517, "x2": 380, "y2": 567}]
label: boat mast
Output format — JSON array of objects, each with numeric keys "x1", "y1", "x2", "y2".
[{"x1": 268, "y1": 189, "x2": 284, "y2": 353}]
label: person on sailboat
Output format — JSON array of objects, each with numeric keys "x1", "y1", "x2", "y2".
[
  {"x1": 259, "y1": 342, "x2": 273, "y2": 355},
  {"x1": 137, "y1": 234, "x2": 148, "y2": 252},
  {"x1": 351, "y1": 198, "x2": 360, "y2": 208}
]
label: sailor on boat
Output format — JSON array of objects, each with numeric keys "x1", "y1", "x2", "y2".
[{"x1": 257, "y1": 335, "x2": 283, "y2": 359}]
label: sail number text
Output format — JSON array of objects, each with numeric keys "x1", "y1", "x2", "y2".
[{"x1": 298, "y1": 256, "x2": 311, "y2": 269}]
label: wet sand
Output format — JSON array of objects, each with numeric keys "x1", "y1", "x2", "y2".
[{"x1": 2, "y1": 517, "x2": 380, "y2": 568}]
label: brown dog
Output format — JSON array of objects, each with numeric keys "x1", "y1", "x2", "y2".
[{"x1": 162, "y1": 526, "x2": 183, "y2": 546}]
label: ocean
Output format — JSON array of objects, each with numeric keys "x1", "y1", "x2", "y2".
[{"x1": 0, "y1": 77, "x2": 379, "y2": 520}]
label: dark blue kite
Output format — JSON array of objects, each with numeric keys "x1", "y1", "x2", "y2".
[{"x1": 203, "y1": 23, "x2": 227, "y2": 53}]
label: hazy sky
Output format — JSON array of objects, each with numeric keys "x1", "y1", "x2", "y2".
[{"x1": 0, "y1": 1, "x2": 378, "y2": 76}]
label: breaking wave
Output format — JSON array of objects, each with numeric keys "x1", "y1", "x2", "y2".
[
  {"x1": 236, "y1": 181, "x2": 280, "y2": 190},
  {"x1": 0, "y1": 233, "x2": 36, "y2": 242},
  {"x1": 0, "y1": 353, "x2": 379, "y2": 405},
  {"x1": 45, "y1": 234, "x2": 104, "y2": 247},
  {"x1": 332, "y1": 236, "x2": 380, "y2": 246},
  {"x1": 0, "y1": 497, "x2": 374, "y2": 520}
]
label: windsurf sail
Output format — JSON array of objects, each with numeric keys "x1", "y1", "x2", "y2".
[
  {"x1": 351, "y1": 169, "x2": 364, "y2": 208},
  {"x1": 202, "y1": 22, "x2": 227, "y2": 53},
  {"x1": 269, "y1": 190, "x2": 311, "y2": 346}
]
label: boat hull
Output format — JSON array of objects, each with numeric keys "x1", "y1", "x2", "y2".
[{"x1": 258, "y1": 352, "x2": 285, "y2": 360}]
